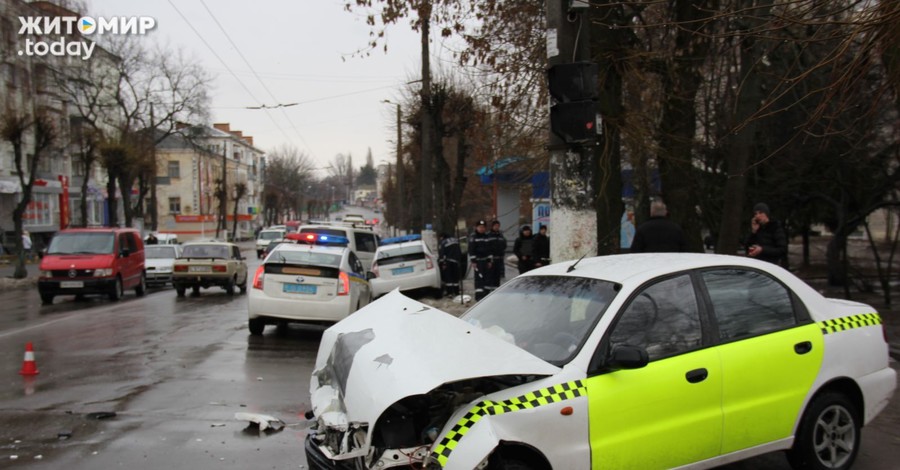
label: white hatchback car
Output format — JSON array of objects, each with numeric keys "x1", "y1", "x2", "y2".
[
  {"x1": 306, "y1": 253, "x2": 895, "y2": 470},
  {"x1": 370, "y1": 234, "x2": 441, "y2": 298},
  {"x1": 144, "y1": 244, "x2": 181, "y2": 287},
  {"x1": 247, "y1": 232, "x2": 372, "y2": 335}
]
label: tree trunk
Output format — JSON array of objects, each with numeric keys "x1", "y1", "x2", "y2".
[
  {"x1": 106, "y1": 168, "x2": 118, "y2": 227},
  {"x1": 419, "y1": 3, "x2": 434, "y2": 231},
  {"x1": 80, "y1": 165, "x2": 90, "y2": 227}
]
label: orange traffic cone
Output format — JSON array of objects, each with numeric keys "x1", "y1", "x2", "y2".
[{"x1": 19, "y1": 342, "x2": 40, "y2": 376}]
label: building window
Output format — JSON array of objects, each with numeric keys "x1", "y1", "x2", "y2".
[
  {"x1": 169, "y1": 197, "x2": 181, "y2": 214},
  {"x1": 24, "y1": 193, "x2": 55, "y2": 227},
  {"x1": 167, "y1": 161, "x2": 180, "y2": 178}
]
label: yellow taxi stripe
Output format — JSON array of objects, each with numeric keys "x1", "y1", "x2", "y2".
[
  {"x1": 430, "y1": 380, "x2": 586, "y2": 467},
  {"x1": 819, "y1": 313, "x2": 881, "y2": 335}
]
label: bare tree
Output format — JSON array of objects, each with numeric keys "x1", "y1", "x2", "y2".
[{"x1": 1, "y1": 111, "x2": 56, "y2": 279}]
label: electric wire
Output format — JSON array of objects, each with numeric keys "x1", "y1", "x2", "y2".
[
  {"x1": 198, "y1": 0, "x2": 316, "y2": 157},
  {"x1": 166, "y1": 0, "x2": 295, "y2": 149}
]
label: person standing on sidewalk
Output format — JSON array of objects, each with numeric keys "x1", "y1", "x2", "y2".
[
  {"x1": 438, "y1": 233, "x2": 462, "y2": 297},
  {"x1": 513, "y1": 225, "x2": 537, "y2": 274},
  {"x1": 22, "y1": 231, "x2": 33, "y2": 261},
  {"x1": 468, "y1": 220, "x2": 493, "y2": 301},
  {"x1": 487, "y1": 220, "x2": 506, "y2": 294},
  {"x1": 534, "y1": 225, "x2": 551, "y2": 267},
  {"x1": 745, "y1": 202, "x2": 787, "y2": 265},
  {"x1": 630, "y1": 201, "x2": 688, "y2": 253}
]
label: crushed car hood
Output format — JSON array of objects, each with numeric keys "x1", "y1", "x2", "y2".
[{"x1": 310, "y1": 290, "x2": 560, "y2": 430}]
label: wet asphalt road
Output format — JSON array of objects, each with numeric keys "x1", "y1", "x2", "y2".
[
  {"x1": 0, "y1": 251, "x2": 898, "y2": 468},
  {"x1": 0, "y1": 253, "x2": 322, "y2": 469}
]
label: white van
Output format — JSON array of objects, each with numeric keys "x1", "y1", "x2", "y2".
[{"x1": 297, "y1": 224, "x2": 379, "y2": 271}]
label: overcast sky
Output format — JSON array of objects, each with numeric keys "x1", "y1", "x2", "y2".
[{"x1": 86, "y1": 0, "x2": 428, "y2": 175}]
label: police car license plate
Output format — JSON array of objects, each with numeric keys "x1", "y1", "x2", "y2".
[
  {"x1": 189, "y1": 266, "x2": 210, "y2": 273},
  {"x1": 60, "y1": 281, "x2": 83, "y2": 288},
  {"x1": 392, "y1": 266, "x2": 414, "y2": 275},
  {"x1": 284, "y1": 283, "x2": 317, "y2": 294}
]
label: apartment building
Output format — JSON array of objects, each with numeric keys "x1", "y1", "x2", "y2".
[{"x1": 155, "y1": 123, "x2": 264, "y2": 242}]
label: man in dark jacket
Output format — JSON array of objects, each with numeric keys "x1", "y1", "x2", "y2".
[
  {"x1": 468, "y1": 220, "x2": 493, "y2": 300},
  {"x1": 513, "y1": 225, "x2": 537, "y2": 274},
  {"x1": 630, "y1": 201, "x2": 688, "y2": 253},
  {"x1": 486, "y1": 220, "x2": 506, "y2": 294},
  {"x1": 438, "y1": 233, "x2": 462, "y2": 296},
  {"x1": 746, "y1": 202, "x2": 787, "y2": 265},
  {"x1": 534, "y1": 225, "x2": 550, "y2": 267}
]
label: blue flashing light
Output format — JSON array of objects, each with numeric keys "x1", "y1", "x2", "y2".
[{"x1": 381, "y1": 234, "x2": 422, "y2": 246}]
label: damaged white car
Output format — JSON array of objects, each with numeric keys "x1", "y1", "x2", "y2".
[{"x1": 306, "y1": 254, "x2": 895, "y2": 470}]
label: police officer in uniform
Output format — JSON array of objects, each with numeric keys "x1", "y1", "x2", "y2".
[
  {"x1": 438, "y1": 233, "x2": 462, "y2": 296},
  {"x1": 468, "y1": 220, "x2": 493, "y2": 301},
  {"x1": 487, "y1": 220, "x2": 506, "y2": 295}
]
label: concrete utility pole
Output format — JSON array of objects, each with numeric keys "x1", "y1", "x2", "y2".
[
  {"x1": 419, "y1": 2, "x2": 434, "y2": 231},
  {"x1": 547, "y1": 0, "x2": 597, "y2": 263},
  {"x1": 395, "y1": 103, "x2": 404, "y2": 232}
]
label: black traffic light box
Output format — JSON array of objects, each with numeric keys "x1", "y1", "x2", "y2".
[
  {"x1": 548, "y1": 62, "x2": 598, "y2": 102},
  {"x1": 548, "y1": 62, "x2": 599, "y2": 143}
]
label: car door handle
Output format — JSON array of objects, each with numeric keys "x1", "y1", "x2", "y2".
[
  {"x1": 685, "y1": 368, "x2": 708, "y2": 384},
  {"x1": 794, "y1": 341, "x2": 813, "y2": 355}
]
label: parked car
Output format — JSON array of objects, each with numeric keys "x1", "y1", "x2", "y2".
[
  {"x1": 369, "y1": 234, "x2": 441, "y2": 298},
  {"x1": 247, "y1": 232, "x2": 372, "y2": 335},
  {"x1": 297, "y1": 224, "x2": 379, "y2": 271},
  {"x1": 38, "y1": 228, "x2": 146, "y2": 305},
  {"x1": 256, "y1": 228, "x2": 288, "y2": 259},
  {"x1": 306, "y1": 253, "x2": 896, "y2": 470},
  {"x1": 172, "y1": 241, "x2": 248, "y2": 297},
  {"x1": 145, "y1": 244, "x2": 182, "y2": 287}
]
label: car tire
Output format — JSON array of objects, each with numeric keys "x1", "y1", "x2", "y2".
[
  {"x1": 40, "y1": 293, "x2": 54, "y2": 305},
  {"x1": 109, "y1": 276, "x2": 124, "y2": 301},
  {"x1": 488, "y1": 452, "x2": 535, "y2": 470},
  {"x1": 225, "y1": 277, "x2": 235, "y2": 296},
  {"x1": 249, "y1": 318, "x2": 265, "y2": 336},
  {"x1": 239, "y1": 279, "x2": 247, "y2": 295},
  {"x1": 176, "y1": 286, "x2": 186, "y2": 297},
  {"x1": 135, "y1": 273, "x2": 146, "y2": 297},
  {"x1": 787, "y1": 391, "x2": 860, "y2": 470}
]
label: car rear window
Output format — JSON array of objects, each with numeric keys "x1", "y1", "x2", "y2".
[
  {"x1": 48, "y1": 232, "x2": 115, "y2": 255},
  {"x1": 259, "y1": 231, "x2": 284, "y2": 240},
  {"x1": 146, "y1": 246, "x2": 177, "y2": 259},
  {"x1": 376, "y1": 245, "x2": 425, "y2": 265},
  {"x1": 267, "y1": 249, "x2": 341, "y2": 268},
  {"x1": 182, "y1": 245, "x2": 229, "y2": 259}
]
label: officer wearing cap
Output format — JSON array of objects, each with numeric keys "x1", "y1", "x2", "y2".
[
  {"x1": 468, "y1": 220, "x2": 493, "y2": 300},
  {"x1": 746, "y1": 202, "x2": 787, "y2": 265}
]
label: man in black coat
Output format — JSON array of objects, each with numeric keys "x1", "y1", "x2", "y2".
[
  {"x1": 486, "y1": 220, "x2": 506, "y2": 294},
  {"x1": 513, "y1": 225, "x2": 536, "y2": 274},
  {"x1": 438, "y1": 233, "x2": 462, "y2": 296},
  {"x1": 630, "y1": 201, "x2": 688, "y2": 253},
  {"x1": 534, "y1": 225, "x2": 550, "y2": 267},
  {"x1": 746, "y1": 202, "x2": 787, "y2": 265}
]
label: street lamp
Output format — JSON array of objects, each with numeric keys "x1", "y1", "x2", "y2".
[{"x1": 382, "y1": 99, "x2": 404, "y2": 232}]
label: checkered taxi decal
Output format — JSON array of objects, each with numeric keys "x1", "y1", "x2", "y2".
[
  {"x1": 819, "y1": 313, "x2": 881, "y2": 335},
  {"x1": 430, "y1": 380, "x2": 587, "y2": 467}
]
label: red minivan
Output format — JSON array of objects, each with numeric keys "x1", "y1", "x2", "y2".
[{"x1": 38, "y1": 228, "x2": 146, "y2": 305}]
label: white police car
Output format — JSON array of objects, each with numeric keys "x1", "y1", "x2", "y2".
[
  {"x1": 247, "y1": 232, "x2": 372, "y2": 335},
  {"x1": 306, "y1": 253, "x2": 895, "y2": 470},
  {"x1": 369, "y1": 234, "x2": 442, "y2": 298}
]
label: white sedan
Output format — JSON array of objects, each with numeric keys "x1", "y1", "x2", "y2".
[
  {"x1": 369, "y1": 234, "x2": 441, "y2": 298},
  {"x1": 145, "y1": 244, "x2": 181, "y2": 287},
  {"x1": 306, "y1": 253, "x2": 895, "y2": 470},
  {"x1": 247, "y1": 234, "x2": 372, "y2": 335}
]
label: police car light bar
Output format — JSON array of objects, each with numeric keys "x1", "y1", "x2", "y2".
[
  {"x1": 381, "y1": 234, "x2": 422, "y2": 245},
  {"x1": 285, "y1": 232, "x2": 350, "y2": 246}
]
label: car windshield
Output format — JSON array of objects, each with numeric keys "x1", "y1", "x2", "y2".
[
  {"x1": 47, "y1": 232, "x2": 115, "y2": 255},
  {"x1": 268, "y1": 249, "x2": 341, "y2": 268},
  {"x1": 461, "y1": 276, "x2": 618, "y2": 366},
  {"x1": 145, "y1": 246, "x2": 177, "y2": 259},
  {"x1": 259, "y1": 231, "x2": 283, "y2": 240},
  {"x1": 182, "y1": 244, "x2": 229, "y2": 259}
]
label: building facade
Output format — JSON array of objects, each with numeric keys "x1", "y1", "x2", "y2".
[{"x1": 154, "y1": 123, "x2": 264, "y2": 242}]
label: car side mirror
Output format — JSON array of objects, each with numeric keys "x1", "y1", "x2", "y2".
[
  {"x1": 606, "y1": 345, "x2": 649, "y2": 371},
  {"x1": 366, "y1": 271, "x2": 375, "y2": 281},
  {"x1": 120, "y1": 248, "x2": 131, "y2": 258}
]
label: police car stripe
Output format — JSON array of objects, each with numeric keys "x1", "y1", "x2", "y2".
[
  {"x1": 430, "y1": 380, "x2": 586, "y2": 467},
  {"x1": 819, "y1": 313, "x2": 881, "y2": 335}
]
